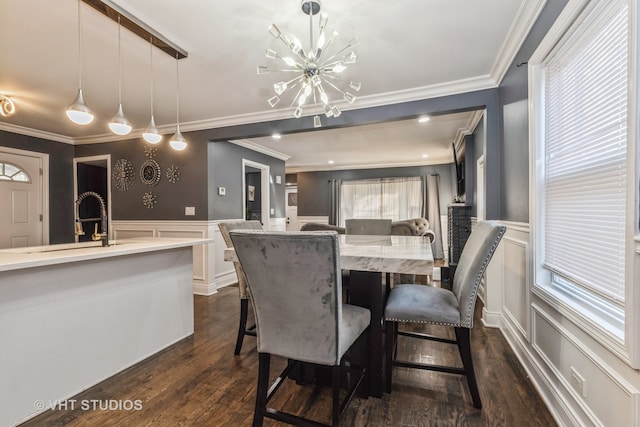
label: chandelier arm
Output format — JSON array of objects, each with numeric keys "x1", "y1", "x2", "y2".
[
  {"x1": 322, "y1": 78, "x2": 348, "y2": 96},
  {"x1": 289, "y1": 85, "x2": 306, "y2": 109},
  {"x1": 322, "y1": 73, "x2": 352, "y2": 86},
  {"x1": 319, "y1": 41, "x2": 357, "y2": 66},
  {"x1": 316, "y1": 34, "x2": 337, "y2": 62}
]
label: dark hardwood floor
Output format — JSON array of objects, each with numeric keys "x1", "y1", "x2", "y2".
[{"x1": 22, "y1": 283, "x2": 556, "y2": 427}]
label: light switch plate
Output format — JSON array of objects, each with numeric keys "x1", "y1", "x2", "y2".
[
  {"x1": 275, "y1": 175, "x2": 282, "y2": 184},
  {"x1": 270, "y1": 208, "x2": 275, "y2": 215},
  {"x1": 218, "y1": 187, "x2": 226, "y2": 196},
  {"x1": 185, "y1": 207, "x2": 195, "y2": 216}
]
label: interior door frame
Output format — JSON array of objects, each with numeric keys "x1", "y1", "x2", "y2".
[
  {"x1": 73, "y1": 155, "x2": 112, "y2": 242},
  {"x1": 242, "y1": 159, "x2": 270, "y2": 227},
  {"x1": 477, "y1": 154, "x2": 485, "y2": 221},
  {"x1": 0, "y1": 146, "x2": 49, "y2": 245}
]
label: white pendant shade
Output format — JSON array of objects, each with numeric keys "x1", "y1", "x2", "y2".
[
  {"x1": 169, "y1": 128, "x2": 187, "y2": 151},
  {"x1": 108, "y1": 104, "x2": 132, "y2": 135},
  {"x1": 142, "y1": 115, "x2": 162, "y2": 144},
  {"x1": 66, "y1": 89, "x2": 94, "y2": 125}
]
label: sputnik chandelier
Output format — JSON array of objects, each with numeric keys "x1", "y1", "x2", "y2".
[{"x1": 258, "y1": 0, "x2": 361, "y2": 128}]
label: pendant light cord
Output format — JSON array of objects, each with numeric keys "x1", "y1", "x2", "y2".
[
  {"x1": 175, "y1": 54, "x2": 180, "y2": 131},
  {"x1": 77, "y1": 0, "x2": 82, "y2": 90},
  {"x1": 149, "y1": 37, "x2": 154, "y2": 116},
  {"x1": 117, "y1": 15, "x2": 122, "y2": 104}
]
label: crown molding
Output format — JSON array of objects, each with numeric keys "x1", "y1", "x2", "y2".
[
  {"x1": 0, "y1": 121, "x2": 74, "y2": 144},
  {"x1": 285, "y1": 158, "x2": 452, "y2": 174},
  {"x1": 490, "y1": 0, "x2": 548, "y2": 85},
  {"x1": 136, "y1": 74, "x2": 499, "y2": 135},
  {"x1": 229, "y1": 139, "x2": 290, "y2": 161},
  {"x1": 453, "y1": 109, "x2": 485, "y2": 152}
]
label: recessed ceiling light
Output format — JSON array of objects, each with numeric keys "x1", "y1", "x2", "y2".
[
  {"x1": 422, "y1": 154, "x2": 429, "y2": 158},
  {"x1": 328, "y1": 160, "x2": 335, "y2": 164},
  {"x1": 272, "y1": 133, "x2": 281, "y2": 139},
  {"x1": 418, "y1": 116, "x2": 430, "y2": 123}
]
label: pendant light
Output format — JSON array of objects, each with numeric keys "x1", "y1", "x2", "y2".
[
  {"x1": 66, "y1": 0, "x2": 94, "y2": 125},
  {"x1": 169, "y1": 54, "x2": 187, "y2": 151},
  {"x1": 142, "y1": 37, "x2": 162, "y2": 144},
  {"x1": 108, "y1": 15, "x2": 132, "y2": 136}
]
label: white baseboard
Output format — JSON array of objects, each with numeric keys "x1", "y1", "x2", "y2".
[{"x1": 193, "y1": 282, "x2": 218, "y2": 296}]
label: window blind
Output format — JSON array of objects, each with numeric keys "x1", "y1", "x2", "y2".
[
  {"x1": 339, "y1": 177, "x2": 422, "y2": 226},
  {"x1": 543, "y1": 3, "x2": 628, "y2": 304}
]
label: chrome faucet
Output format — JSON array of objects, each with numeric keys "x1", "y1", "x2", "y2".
[{"x1": 75, "y1": 191, "x2": 109, "y2": 247}]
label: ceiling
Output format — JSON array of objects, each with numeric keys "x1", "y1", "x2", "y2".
[{"x1": 0, "y1": 0, "x2": 544, "y2": 171}]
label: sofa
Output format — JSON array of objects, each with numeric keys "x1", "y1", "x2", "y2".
[{"x1": 301, "y1": 218, "x2": 434, "y2": 242}]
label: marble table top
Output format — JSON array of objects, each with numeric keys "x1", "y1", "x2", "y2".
[{"x1": 224, "y1": 234, "x2": 433, "y2": 276}]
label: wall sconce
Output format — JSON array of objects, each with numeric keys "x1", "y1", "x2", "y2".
[{"x1": 0, "y1": 95, "x2": 16, "y2": 117}]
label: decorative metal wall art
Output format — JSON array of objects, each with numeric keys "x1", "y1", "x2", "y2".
[
  {"x1": 144, "y1": 145, "x2": 158, "y2": 158},
  {"x1": 142, "y1": 191, "x2": 157, "y2": 208},
  {"x1": 140, "y1": 159, "x2": 161, "y2": 186},
  {"x1": 166, "y1": 165, "x2": 181, "y2": 183},
  {"x1": 113, "y1": 158, "x2": 134, "y2": 191}
]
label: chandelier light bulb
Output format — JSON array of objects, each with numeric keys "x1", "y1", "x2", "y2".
[{"x1": 258, "y1": 0, "x2": 360, "y2": 127}]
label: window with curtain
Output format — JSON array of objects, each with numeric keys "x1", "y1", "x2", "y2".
[
  {"x1": 339, "y1": 177, "x2": 422, "y2": 226},
  {"x1": 531, "y1": 0, "x2": 635, "y2": 345}
]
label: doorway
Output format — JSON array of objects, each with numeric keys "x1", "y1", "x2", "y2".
[
  {"x1": 0, "y1": 147, "x2": 48, "y2": 248},
  {"x1": 242, "y1": 159, "x2": 270, "y2": 227},
  {"x1": 73, "y1": 155, "x2": 112, "y2": 242},
  {"x1": 286, "y1": 185, "x2": 299, "y2": 231}
]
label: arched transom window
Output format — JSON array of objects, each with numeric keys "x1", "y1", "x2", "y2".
[{"x1": 0, "y1": 162, "x2": 31, "y2": 182}]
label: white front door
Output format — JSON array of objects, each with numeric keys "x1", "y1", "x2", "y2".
[
  {"x1": 286, "y1": 186, "x2": 299, "y2": 231},
  {"x1": 0, "y1": 151, "x2": 43, "y2": 248}
]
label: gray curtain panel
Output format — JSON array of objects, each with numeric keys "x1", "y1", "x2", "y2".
[
  {"x1": 423, "y1": 174, "x2": 445, "y2": 259},
  {"x1": 329, "y1": 179, "x2": 342, "y2": 226}
]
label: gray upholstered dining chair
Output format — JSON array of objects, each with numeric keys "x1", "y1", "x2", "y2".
[
  {"x1": 229, "y1": 230, "x2": 370, "y2": 427},
  {"x1": 384, "y1": 221, "x2": 506, "y2": 409},
  {"x1": 345, "y1": 218, "x2": 392, "y2": 235},
  {"x1": 217, "y1": 220, "x2": 263, "y2": 355}
]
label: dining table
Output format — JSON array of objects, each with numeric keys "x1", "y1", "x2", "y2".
[{"x1": 223, "y1": 232, "x2": 434, "y2": 398}]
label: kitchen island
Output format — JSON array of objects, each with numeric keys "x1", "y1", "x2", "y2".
[{"x1": 0, "y1": 237, "x2": 210, "y2": 427}]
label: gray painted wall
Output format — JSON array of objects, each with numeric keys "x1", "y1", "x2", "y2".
[
  {"x1": 75, "y1": 136, "x2": 209, "y2": 220},
  {"x1": 0, "y1": 130, "x2": 75, "y2": 244},
  {"x1": 295, "y1": 164, "x2": 454, "y2": 217},
  {"x1": 498, "y1": 0, "x2": 569, "y2": 222},
  {"x1": 207, "y1": 141, "x2": 286, "y2": 220}
]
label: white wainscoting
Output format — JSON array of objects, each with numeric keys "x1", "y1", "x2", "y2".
[
  {"x1": 485, "y1": 221, "x2": 640, "y2": 427},
  {"x1": 112, "y1": 220, "x2": 220, "y2": 295},
  {"x1": 112, "y1": 219, "x2": 287, "y2": 296}
]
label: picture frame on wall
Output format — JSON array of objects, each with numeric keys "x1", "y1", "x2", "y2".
[{"x1": 248, "y1": 185, "x2": 255, "y2": 202}]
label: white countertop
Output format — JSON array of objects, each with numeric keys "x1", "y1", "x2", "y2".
[{"x1": 0, "y1": 237, "x2": 212, "y2": 272}]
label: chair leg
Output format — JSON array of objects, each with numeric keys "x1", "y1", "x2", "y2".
[
  {"x1": 385, "y1": 321, "x2": 395, "y2": 393},
  {"x1": 253, "y1": 353, "x2": 270, "y2": 427},
  {"x1": 455, "y1": 328, "x2": 482, "y2": 409},
  {"x1": 235, "y1": 298, "x2": 249, "y2": 355},
  {"x1": 332, "y1": 365, "x2": 341, "y2": 426}
]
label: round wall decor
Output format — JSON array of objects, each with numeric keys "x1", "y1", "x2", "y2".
[
  {"x1": 113, "y1": 158, "x2": 134, "y2": 191},
  {"x1": 140, "y1": 159, "x2": 161, "y2": 186}
]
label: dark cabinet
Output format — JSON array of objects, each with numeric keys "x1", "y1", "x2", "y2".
[{"x1": 448, "y1": 204, "x2": 472, "y2": 266}]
